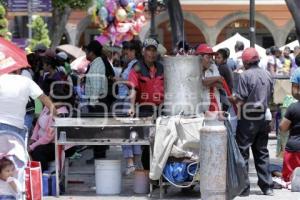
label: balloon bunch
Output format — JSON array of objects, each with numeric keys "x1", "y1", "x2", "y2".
[{"x1": 90, "y1": 0, "x2": 146, "y2": 46}]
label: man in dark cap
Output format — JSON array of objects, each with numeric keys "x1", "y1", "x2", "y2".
[
  {"x1": 33, "y1": 44, "x2": 47, "y2": 56},
  {"x1": 128, "y1": 38, "x2": 164, "y2": 118},
  {"x1": 128, "y1": 38, "x2": 164, "y2": 170},
  {"x1": 229, "y1": 48, "x2": 274, "y2": 196}
]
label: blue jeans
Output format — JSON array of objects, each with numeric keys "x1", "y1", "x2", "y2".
[
  {"x1": 122, "y1": 145, "x2": 142, "y2": 158},
  {"x1": 24, "y1": 113, "x2": 34, "y2": 132},
  {"x1": 0, "y1": 195, "x2": 16, "y2": 200},
  {"x1": 0, "y1": 123, "x2": 26, "y2": 141}
]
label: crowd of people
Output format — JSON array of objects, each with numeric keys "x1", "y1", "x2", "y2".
[{"x1": 1, "y1": 36, "x2": 300, "y2": 198}]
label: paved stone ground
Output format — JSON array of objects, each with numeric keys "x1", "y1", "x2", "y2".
[{"x1": 45, "y1": 139, "x2": 300, "y2": 200}]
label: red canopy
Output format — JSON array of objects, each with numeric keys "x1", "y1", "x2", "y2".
[{"x1": 0, "y1": 37, "x2": 29, "y2": 75}]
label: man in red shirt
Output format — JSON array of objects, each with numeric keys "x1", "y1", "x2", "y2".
[
  {"x1": 127, "y1": 38, "x2": 164, "y2": 170},
  {"x1": 128, "y1": 38, "x2": 164, "y2": 118}
]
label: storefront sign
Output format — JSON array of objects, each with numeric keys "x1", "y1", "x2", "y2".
[{"x1": 8, "y1": 0, "x2": 52, "y2": 13}]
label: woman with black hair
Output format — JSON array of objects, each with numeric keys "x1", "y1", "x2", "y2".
[
  {"x1": 84, "y1": 40, "x2": 116, "y2": 112},
  {"x1": 41, "y1": 51, "x2": 63, "y2": 96},
  {"x1": 29, "y1": 85, "x2": 74, "y2": 171},
  {"x1": 84, "y1": 40, "x2": 116, "y2": 161},
  {"x1": 113, "y1": 39, "x2": 143, "y2": 175}
]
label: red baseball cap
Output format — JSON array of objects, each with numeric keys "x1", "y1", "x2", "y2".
[
  {"x1": 196, "y1": 44, "x2": 216, "y2": 55},
  {"x1": 242, "y1": 48, "x2": 260, "y2": 64}
]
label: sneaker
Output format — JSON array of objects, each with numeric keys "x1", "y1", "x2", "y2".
[
  {"x1": 272, "y1": 181, "x2": 282, "y2": 189},
  {"x1": 239, "y1": 190, "x2": 250, "y2": 197},
  {"x1": 125, "y1": 166, "x2": 136, "y2": 176},
  {"x1": 272, "y1": 177, "x2": 284, "y2": 189},
  {"x1": 239, "y1": 187, "x2": 250, "y2": 197},
  {"x1": 287, "y1": 182, "x2": 292, "y2": 190},
  {"x1": 262, "y1": 188, "x2": 274, "y2": 196}
]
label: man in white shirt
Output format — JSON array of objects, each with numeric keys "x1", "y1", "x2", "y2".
[
  {"x1": 0, "y1": 73, "x2": 56, "y2": 140},
  {"x1": 267, "y1": 46, "x2": 283, "y2": 76},
  {"x1": 196, "y1": 44, "x2": 223, "y2": 112}
]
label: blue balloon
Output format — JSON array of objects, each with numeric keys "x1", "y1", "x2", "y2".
[
  {"x1": 99, "y1": 7, "x2": 108, "y2": 21},
  {"x1": 120, "y1": 0, "x2": 129, "y2": 7},
  {"x1": 98, "y1": 0, "x2": 104, "y2": 7},
  {"x1": 107, "y1": 15, "x2": 115, "y2": 24}
]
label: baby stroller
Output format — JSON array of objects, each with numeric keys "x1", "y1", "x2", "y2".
[{"x1": 0, "y1": 130, "x2": 28, "y2": 200}]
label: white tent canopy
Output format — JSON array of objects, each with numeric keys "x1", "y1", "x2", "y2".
[
  {"x1": 280, "y1": 40, "x2": 299, "y2": 51},
  {"x1": 213, "y1": 33, "x2": 266, "y2": 58}
]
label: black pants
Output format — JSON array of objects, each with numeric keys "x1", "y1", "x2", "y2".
[
  {"x1": 87, "y1": 97, "x2": 115, "y2": 159},
  {"x1": 236, "y1": 118, "x2": 273, "y2": 192},
  {"x1": 138, "y1": 105, "x2": 160, "y2": 170},
  {"x1": 31, "y1": 143, "x2": 55, "y2": 171},
  {"x1": 31, "y1": 143, "x2": 76, "y2": 171}
]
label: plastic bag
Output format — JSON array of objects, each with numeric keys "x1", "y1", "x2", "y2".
[
  {"x1": 163, "y1": 162, "x2": 189, "y2": 184},
  {"x1": 162, "y1": 161, "x2": 199, "y2": 188},
  {"x1": 225, "y1": 120, "x2": 248, "y2": 200}
]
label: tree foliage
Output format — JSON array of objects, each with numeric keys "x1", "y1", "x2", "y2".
[
  {"x1": 50, "y1": 0, "x2": 92, "y2": 47},
  {"x1": 28, "y1": 16, "x2": 51, "y2": 50},
  {"x1": 52, "y1": 0, "x2": 93, "y2": 10},
  {"x1": 0, "y1": 1, "x2": 7, "y2": 8},
  {"x1": 0, "y1": 4, "x2": 10, "y2": 40}
]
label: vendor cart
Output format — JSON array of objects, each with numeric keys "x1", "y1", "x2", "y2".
[{"x1": 53, "y1": 116, "x2": 155, "y2": 197}]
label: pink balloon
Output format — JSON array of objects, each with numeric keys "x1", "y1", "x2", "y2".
[
  {"x1": 105, "y1": 0, "x2": 117, "y2": 14},
  {"x1": 108, "y1": 25, "x2": 117, "y2": 34},
  {"x1": 116, "y1": 22, "x2": 131, "y2": 33},
  {"x1": 96, "y1": 35, "x2": 110, "y2": 45}
]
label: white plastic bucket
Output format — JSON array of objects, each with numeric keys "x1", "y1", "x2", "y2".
[
  {"x1": 95, "y1": 160, "x2": 121, "y2": 195},
  {"x1": 134, "y1": 170, "x2": 150, "y2": 194}
]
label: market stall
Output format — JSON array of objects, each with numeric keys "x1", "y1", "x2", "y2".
[{"x1": 53, "y1": 117, "x2": 155, "y2": 197}]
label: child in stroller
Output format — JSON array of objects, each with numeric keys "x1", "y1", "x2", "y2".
[
  {"x1": 0, "y1": 130, "x2": 27, "y2": 200},
  {"x1": 0, "y1": 157, "x2": 21, "y2": 199}
]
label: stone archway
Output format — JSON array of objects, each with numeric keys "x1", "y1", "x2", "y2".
[
  {"x1": 214, "y1": 11, "x2": 279, "y2": 47},
  {"x1": 139, "y1": 11, "x2": 210, "y2": 45},
  {"x1": 281, "y1": 19, "x2": 296, "y2": 45},
  {"x1": 65, "y1": 23, "x2": 77, "y2": 45}
]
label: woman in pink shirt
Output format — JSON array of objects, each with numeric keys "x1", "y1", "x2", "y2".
[{"x1": 29, "y1": 85, "x2": 73, "y2": 171}]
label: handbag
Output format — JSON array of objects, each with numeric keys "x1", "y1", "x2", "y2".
[{"x1": 25, "y1": 161, "x2": 43, "y2": 200}]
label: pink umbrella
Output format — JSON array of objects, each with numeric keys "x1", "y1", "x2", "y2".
[
  {"x1": 0, "y1": 37, "x2": 29, "y2": 75},
  {"x1": 70, "y1": 56, "x2": 90, "y2": 74},
  {"x1": 57, "y1": 44, "x2": 85, "y2": 59}
]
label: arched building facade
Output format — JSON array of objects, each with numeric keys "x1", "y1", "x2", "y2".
[{"x1": 8, "y1": 0, "x2": 295, "y2": 51}]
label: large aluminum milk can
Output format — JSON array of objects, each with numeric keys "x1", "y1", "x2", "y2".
[
  {"x1": 163, "y1": 55, "x2": 202, "y2": 116},
  {"x1": 200, "y1": 117, "x2": 227, "y2": 200}
]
